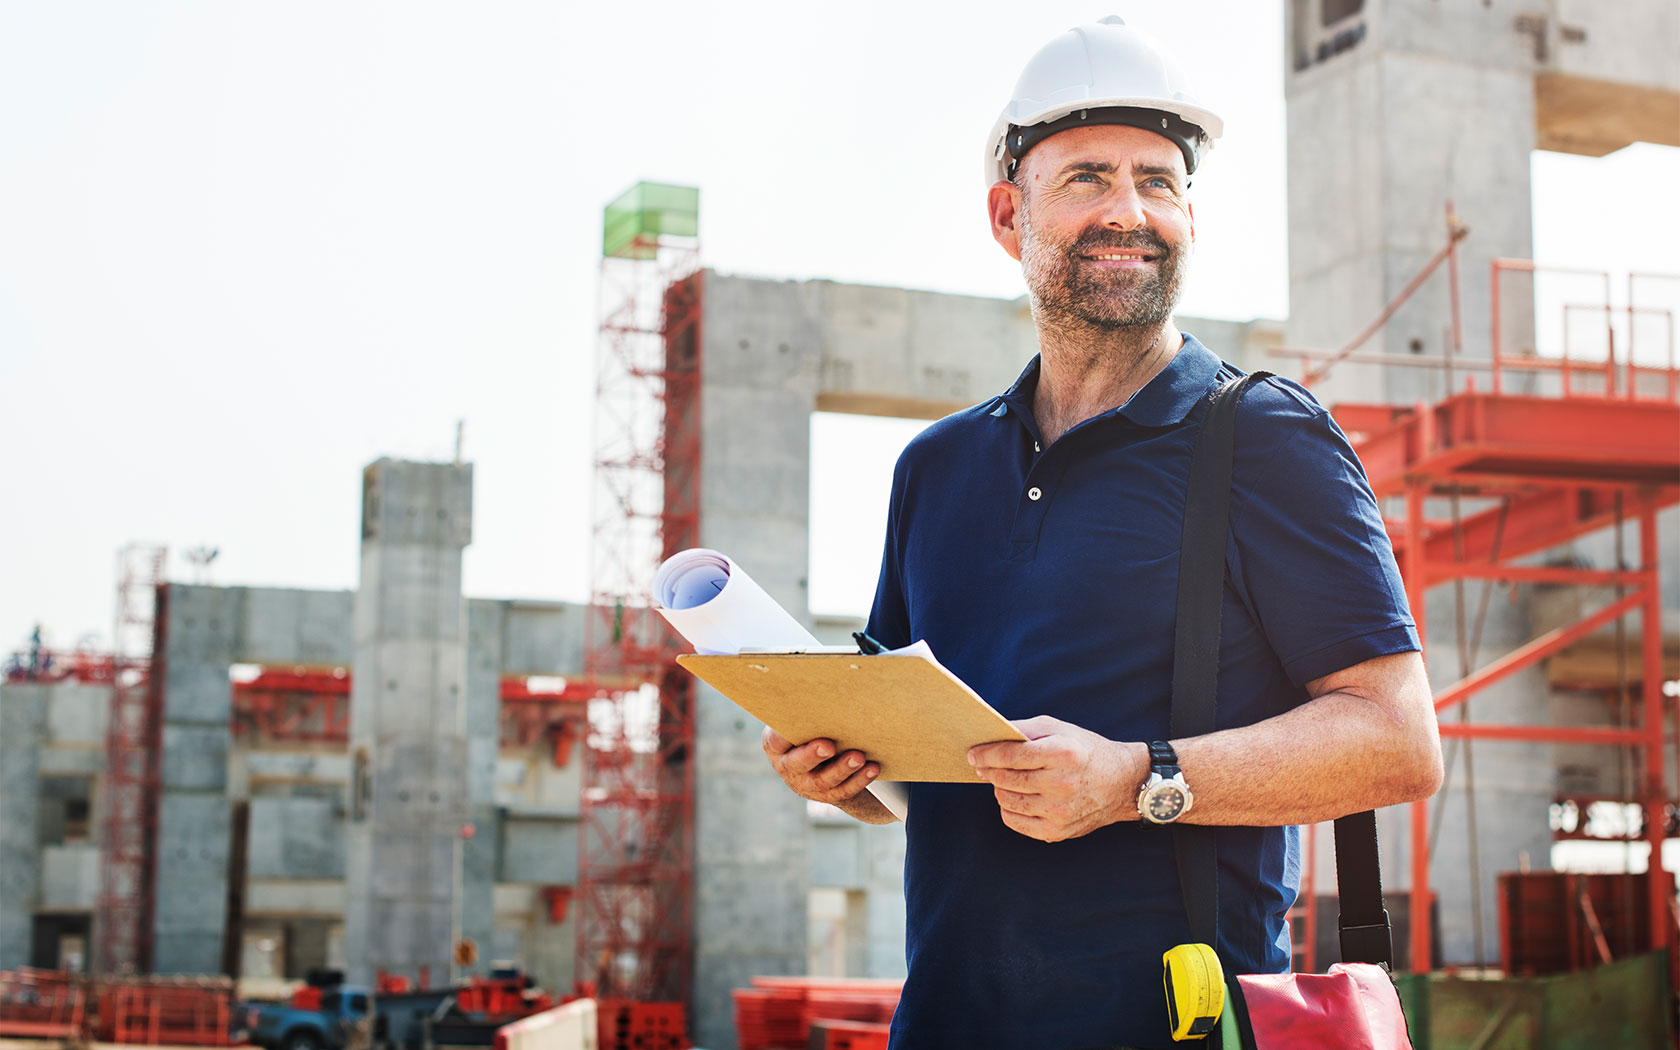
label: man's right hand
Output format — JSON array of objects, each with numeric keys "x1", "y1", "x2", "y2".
[{"x1": 761, "y1": 726, "x2": 880, "y2": 804}]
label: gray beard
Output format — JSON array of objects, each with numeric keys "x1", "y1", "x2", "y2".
[{"x1": 1018, "y1": 203, "x2": 1187, "y2": 331}]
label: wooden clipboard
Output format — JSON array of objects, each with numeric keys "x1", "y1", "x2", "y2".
[{"x1": 676, "y1": 652, "x2": 1026, "y2": 782}]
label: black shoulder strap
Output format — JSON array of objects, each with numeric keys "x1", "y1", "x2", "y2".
[{"x1": 1168, "y1": 371, "x2": 1394, "y2": 970}]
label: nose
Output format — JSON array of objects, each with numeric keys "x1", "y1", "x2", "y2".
[{"x1": 1099, "y1": 181, "x2": 1148, "y2": 231}]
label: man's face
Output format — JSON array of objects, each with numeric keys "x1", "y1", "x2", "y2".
[{"x1": 1000, "y1": 124, "x2": 1194, "y2": 330}]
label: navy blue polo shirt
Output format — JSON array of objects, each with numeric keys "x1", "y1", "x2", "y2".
[{"x1": 867, "y1": 335, "x2": 1418, "y2": 1050}]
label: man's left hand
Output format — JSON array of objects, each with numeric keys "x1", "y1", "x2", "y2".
[{"x1": 968, "y1": 716, "x2": 1146, "y2": 842}]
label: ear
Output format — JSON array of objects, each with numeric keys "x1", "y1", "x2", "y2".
[
  {"x1": 1186, "y1": 198, "x2": 1195, "y2": 246},
  {"x1": 988, "y1": 180, "x2": 1023, "y2": 262}
]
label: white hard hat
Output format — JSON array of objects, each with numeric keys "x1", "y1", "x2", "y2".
[{"x1": 984, "y1": 15, "x2": 1224, "y2": 186}]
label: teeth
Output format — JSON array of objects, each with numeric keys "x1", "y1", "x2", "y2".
[{"x1": 1091, "y1": 254, "x2": 1147, "y2": 260}]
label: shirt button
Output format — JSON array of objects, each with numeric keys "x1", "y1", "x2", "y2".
[
  {"x1": 1027, "y1": 486, "x2": 1043, "y2": 501},
  {"x1": 1033, "y1": 441, "x2": 1041, "y2": 452}
]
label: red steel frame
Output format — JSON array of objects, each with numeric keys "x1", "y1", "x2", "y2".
[
  {"x1": 578, "y1": 221, "x2": 702, "y2": 1007},
  {"x1": 1307, "y1": 252, "x2": 1680, "y2": 973},
  {"x1": 95, "y1": 544, "x2": 168, "y2": 975},
  {"x1": 228, "y1": 670, "x2": 590, "y2": 763}
]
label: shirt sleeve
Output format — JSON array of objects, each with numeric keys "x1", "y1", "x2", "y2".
[
  {"x1": 866, "y1": 453, "x2": 913, "y2": 649},
  {"x1": 1226, "y1": 402, "x2": 1420, "y2": 688}
]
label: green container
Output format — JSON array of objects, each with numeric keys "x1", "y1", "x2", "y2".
[
  {"x1": 602, "y1": 182, "x2": 699, "y2": 260},
  {"x1": 1395, "y1": 952, "x2": 1673, "y2": 1049}
]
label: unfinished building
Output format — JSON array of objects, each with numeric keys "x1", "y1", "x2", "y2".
[{"x1": 2, "y1": 3, "x2": 1679, "y2": 1050}]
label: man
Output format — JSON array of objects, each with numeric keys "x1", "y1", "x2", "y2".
[{"x1": 763, "y1": 17, "x2": 1442, "y2": 1049}]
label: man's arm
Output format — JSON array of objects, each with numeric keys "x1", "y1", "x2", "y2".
[
  {"x1": 762, "y1": 726, "x2": 899, "y2": 825},
  {"x1": 968, "y1": 649, "x2": 1442, "y2": 843}
]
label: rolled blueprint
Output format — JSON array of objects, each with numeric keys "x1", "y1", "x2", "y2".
[
  {"x1": 655, "y1": 547, "x2": 912, "y2": 821},
  {"x1": 654, "y1": 548, "x2": 821, "y2": 655}
]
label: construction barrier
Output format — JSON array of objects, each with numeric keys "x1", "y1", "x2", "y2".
[
  {"x1": 96, "y1": 976, "x2": 234, "y2": 1046},
  {"x1": 0, "y1": 968, "x2": 87, "y2": 1040},
  {"x1": 494, "y1": 999, "x2": 598, "y2": 1050}
]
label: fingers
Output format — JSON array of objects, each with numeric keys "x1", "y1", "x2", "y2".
[
  {"x1": 976, "y1": 764, "x2": 1051, "y2": 795},
  {"x1": 760, "y1": 728, "x2": 880, "y2": 802},
  {"x1": 969, "y1": 739, "x2": 1052, "y2": 772},
  {"x1": 821, "y1": 760, "x2": 881, "y2": 802}
]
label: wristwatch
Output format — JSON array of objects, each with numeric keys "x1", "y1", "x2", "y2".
[{"x1": 1137, "y1": 740, "x2": 1193, "y2": 824}]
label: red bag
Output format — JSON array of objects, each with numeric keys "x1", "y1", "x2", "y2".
[{"x1": 1227, "y1": 962, "x2": 1412, "y2": 1049}]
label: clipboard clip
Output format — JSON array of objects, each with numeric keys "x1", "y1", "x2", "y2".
[{"x1": 852, "y1": 631, "x2": 887, "y2": 655}]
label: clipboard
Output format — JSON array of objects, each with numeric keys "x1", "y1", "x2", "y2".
[{"x1": 676, "y1": 652, "x2": 1027, "y2": 782}]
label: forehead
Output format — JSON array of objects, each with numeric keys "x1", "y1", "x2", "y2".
[{"x1": 1024, "y1": 124, "x2": 1186, "y2": 179}]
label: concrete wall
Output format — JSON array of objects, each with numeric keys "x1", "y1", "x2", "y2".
[{"x1": 0, "y1": 683, "x2": 47, "y2": 970}]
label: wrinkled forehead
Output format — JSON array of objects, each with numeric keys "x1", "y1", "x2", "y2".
[{"x1": 1019, "y1": 123, "x2": 1188, "y2": 182}]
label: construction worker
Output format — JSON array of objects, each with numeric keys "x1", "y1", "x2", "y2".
[{"x1": 763, "y1": 16, "x2": 1442, "y2": 1049}]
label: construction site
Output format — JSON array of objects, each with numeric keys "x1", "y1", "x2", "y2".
[{"x1": 3, "y1": 3, "x2": 1680, "y2": 1049}]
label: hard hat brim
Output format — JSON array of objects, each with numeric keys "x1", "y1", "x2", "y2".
[{"x1": 986, "y1": 97, "x2": 1221, "y2": 186}]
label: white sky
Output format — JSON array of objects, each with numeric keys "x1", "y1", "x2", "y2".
[{"x1": 2, "y1": 2, "x2": 1677, "y2": 654}]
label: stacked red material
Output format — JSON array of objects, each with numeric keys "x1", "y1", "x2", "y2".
[
  {"x1": 597, "y1": 998, "x2": 687, "y2": 1050},
  {"x1": 810, "y1": 1019, "x2": 892, "y2": 1050},
  {"x1": 0, "y1": 968, "x2": 87, "y2": 1040},
  {"x1": 95, "y1": 976, "x2": 234, "y2": 1046},
  {"x1": 731, "y1": 988, "x2": 802, "y2": 1050},
  {"x1": 732, "y1": 977, "x2": 901, "y2": 1050}
]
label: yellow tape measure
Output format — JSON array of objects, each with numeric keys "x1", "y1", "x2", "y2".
[{"x1": 1162, "y1": 942, "x2": 1225, "y2": 1041}]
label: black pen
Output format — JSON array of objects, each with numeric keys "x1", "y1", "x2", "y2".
[{"x1": 852, "y1": 630, "x2": 887, "y2": 655}]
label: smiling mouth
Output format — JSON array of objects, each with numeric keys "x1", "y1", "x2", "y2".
[{"x1": 1083, "y1": 252, "x2": 1157, "y2": 262}]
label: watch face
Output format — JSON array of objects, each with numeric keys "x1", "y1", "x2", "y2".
[{"x1": 1146, "y1": 784, "x2": 1187, "y2": 822}]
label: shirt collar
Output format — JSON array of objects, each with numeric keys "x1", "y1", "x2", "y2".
[{"x1": 992, "y1": 333, "x2": 1224, "y2": 428}]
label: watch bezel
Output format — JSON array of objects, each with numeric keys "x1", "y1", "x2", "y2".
[{"x1": 1138, "y1": 771, "x2": 1194, "y2": 824}]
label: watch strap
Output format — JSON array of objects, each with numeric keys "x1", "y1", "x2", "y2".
[{"x1": 1146, "y1": 740, "x2": 1180, "y2": 776}]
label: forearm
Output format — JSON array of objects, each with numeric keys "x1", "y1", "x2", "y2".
[
  {"x1": 1172, "y1": 681, "x2": 1442, "y2": 826},
  {"x1": 971, "y1": 652, "x2": 1441, "y2": 841}
]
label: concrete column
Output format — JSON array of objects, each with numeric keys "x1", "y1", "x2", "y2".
[
  {"x1": 344, "y1": 459, "x2": 475, "y2": 986},
  {"x1": 1284, "y1": 1, "x2": 1542, "y2": 409},
  {"x1": 461, "y1": 600, "x2": 505, "y2": 975},
  {"x1": 154, "y1": 584, "x2": 238, "y2": 974},
  {"x1": 857, "y1": 824, "x2": 907, "y2": 979},
  {"x1": 0, "y1": 683, "x2": 48, "y2": 970},
  {"x1": 692, "y1": 277, "x2": 824, "y2": 1049}
]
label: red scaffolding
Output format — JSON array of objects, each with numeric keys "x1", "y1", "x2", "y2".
[
  {"x1": 1279, "y1": 228, "x2": 1680, "y2": 973},
  {"x1": 227, "y1": 669, "x2": 590, "y2": 764},
  {"x1": 95, "y1": 543, "x2": 168, "y2": 975},
  {"x1": 577, "y1": 183, "x2": 702, "y2": 1013}
]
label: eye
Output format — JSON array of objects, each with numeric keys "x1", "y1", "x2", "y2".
[{"x1": 1070, "y1": 172, "x2": 1100, "y2": 184}]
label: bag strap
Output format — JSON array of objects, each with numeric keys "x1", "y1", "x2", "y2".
[
  {"x1": 1168, "y1": 372, "x2": 1265, "y2": 949},
  {"x1": 1168, "y1": 370, "x2": 1396, "y2": 971}
]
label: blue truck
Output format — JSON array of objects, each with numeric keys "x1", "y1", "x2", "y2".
[
  {"x1": 238, "y1": 968, "x2": 548, "y2": 1050},
  {"x1": 241, "y1": 983, "x2": 371, "y2": 1050}
]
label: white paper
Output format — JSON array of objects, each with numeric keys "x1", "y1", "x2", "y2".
[
  {"x1": 869, "y1": 781, "x2": 910, "y2": 822},
  {"x1": 654, "y1": 547, "x2": 909, "y2": 822},
  {"x1": 653, "y1": 548, "x2": 821, "y2": 655}
]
